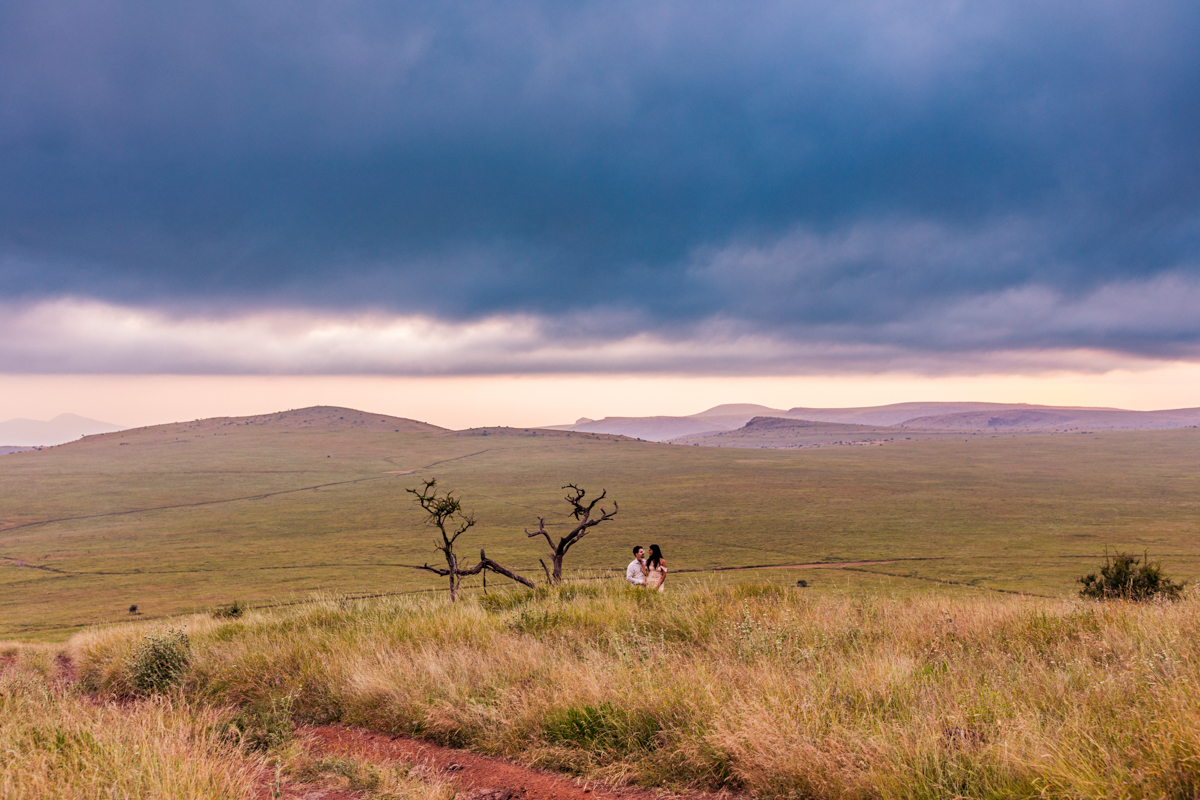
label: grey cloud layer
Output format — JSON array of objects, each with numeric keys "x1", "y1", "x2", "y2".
[{"x1": 2, "y1": 0, "x2": 1199, "y2": 370}]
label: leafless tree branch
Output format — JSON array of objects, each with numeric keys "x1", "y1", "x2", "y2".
[{"x1": 525, "y1": 484, "x2": 619, "y2": 585}]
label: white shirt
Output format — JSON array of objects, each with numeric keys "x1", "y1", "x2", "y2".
[{"x1": 626, "y1": 558, "x2": 646, "y2": 585}]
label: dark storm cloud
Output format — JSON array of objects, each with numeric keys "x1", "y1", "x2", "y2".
[{"x1": 2, "y1": 0, "x2": 1200, "y2": 369}]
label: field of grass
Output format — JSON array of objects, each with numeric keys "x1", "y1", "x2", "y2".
[
  {"x1": 3, "y1": 406, "x2": 1199, "y2": 639},
  {"x1": 0, "y1": 642, "x2": 456, "y2": 800},
  {"x1": 65, "y1": 580, "x2": 1200, "y2": 799}
]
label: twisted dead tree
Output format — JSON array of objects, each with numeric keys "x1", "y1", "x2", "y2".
[
  {"x1": 410, "y1": 478, "x2": 535, "y2": 601},
  {"x1": 526, "y1": 484, "x2": 618, "y2": 585}
]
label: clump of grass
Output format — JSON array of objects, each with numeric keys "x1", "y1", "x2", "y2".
[
  {"x1": 1078, "y1": 551, "x2": 1185, "y2": 601},
  {"x1": 543, "y1": 701, "x2": 660, "y2": 752},
  {"x1": 213, "y1": 600, "x2": 245, "y2": 619},
  {"x1": 126, "y1": 628, "x2": 190, "y2": 696},
  {"x1": 223, "y1": 692, "x2": 294, "y2": 752},
  {"x1": 278, "y1": 747, "x2": 459, "y2": 800},
  {"x1": 479, "y1": 583, "x2": 602, "y2": 612}
]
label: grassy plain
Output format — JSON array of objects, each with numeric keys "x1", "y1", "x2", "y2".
[
  {"x1": 2, "y1": 407, "x2": 1199, "y2": 639},
  {"x1": 68, "y1": 582, "x2": 1200, "y2": 799}
]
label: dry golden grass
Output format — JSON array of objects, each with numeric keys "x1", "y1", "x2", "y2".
[
  {"x1": 0, "y1": 643, "x2": 458, "y2": 800},
  {"x1": 0, "y1": 661, "x2": 258, "y2": 799},
  {"x1": 70, "y1": 579, "x2": 1200, "y2": 798}
]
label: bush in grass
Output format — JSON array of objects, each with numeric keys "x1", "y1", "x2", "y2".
[
  {"x1": 213, "y1": 600, "x2": 245, "y2": 619},
  {"x1": 126, "y1": 629, "x2": 190, "y2": 695},
  {"x1": 1078, "y1": 552, "x2": 1185, "y2": 602}
]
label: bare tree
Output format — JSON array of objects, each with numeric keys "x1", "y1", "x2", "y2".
[
  {"x1": 410, "y1": 478, "x2": 535, "y2": 601},
  {"x1": 526, "y1": 484, "x2": 619, "y2": 585}
]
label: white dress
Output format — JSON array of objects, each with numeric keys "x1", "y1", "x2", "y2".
[{"x1": 645, "y1": 561, "x2": 666, "y2": 592}]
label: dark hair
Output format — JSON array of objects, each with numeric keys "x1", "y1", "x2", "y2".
[
  {"x1": 632, "y1": 545, "x2": 644, "y2": 555},
  {"x1": 647, "y1": 544, "x2": 663, "y2": 568}
]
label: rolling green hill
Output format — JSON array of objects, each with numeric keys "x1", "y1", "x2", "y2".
[{"x1": 3, "y1": 406, "x2": 1199, "y2": 639}]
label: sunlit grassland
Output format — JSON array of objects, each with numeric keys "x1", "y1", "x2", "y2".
[
  {"x1": 71, "y1": 581, "x2": 1200, "y2": 799},
  {"x1": 3, "y1": 417, "x2": 1199, "y2": 639}
]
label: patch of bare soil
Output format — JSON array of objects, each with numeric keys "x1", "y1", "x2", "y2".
[
  {"x1": 255, "y1": 780, "x2": 361, "y2": 800},
  {"x1": 300, "y1": 725, "x2": 704, "y2": 800}
]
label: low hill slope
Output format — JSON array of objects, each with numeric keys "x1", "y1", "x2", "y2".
[{"x1": 96, "y1": 405, "x2": 447, "y2": 438}]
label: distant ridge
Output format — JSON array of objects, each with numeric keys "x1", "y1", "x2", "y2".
[
  {"x1": 780, "y1": 402, "x2": 1040, "y2": 427},
  {"x1": 0, "y1": 413, "x2": 123, "y2": 447},
  {"x1": 548, "y1": 402, "x2": 1200, "y2": 441},
  {"x1": 669, "y1": 416, "x2": 908, "y2": 448},
  {"x1": 901, "y1": 406, "x2": 1200, "y2": 431},
  {"x1": 83, "y1": 406, "x2": 447, "y2": 441}
]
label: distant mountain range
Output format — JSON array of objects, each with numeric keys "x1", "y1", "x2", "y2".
[
  {"x1": 8, "y1": 401, "x2": 1200, "y2": 450},
  {"x1": 549, "y1": 402, "x2": 1200, "y2": 441},
  {"x1": 0, "y1": 413, "x2": 124, "y2": 447}
]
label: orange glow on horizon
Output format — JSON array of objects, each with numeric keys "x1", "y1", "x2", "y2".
[{"x1": 2, "y1": 364, "x2": 1199, "y2": 431}]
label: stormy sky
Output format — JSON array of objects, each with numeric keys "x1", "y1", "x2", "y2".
[{"x1": 3, "y1": 0, "x2": 1200, "y2": 377}]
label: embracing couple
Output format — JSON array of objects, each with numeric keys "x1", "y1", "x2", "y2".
[{"x1": 625, "y1": 544, "x2": 667, "y2": 592}]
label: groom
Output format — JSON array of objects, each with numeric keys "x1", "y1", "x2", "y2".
[{"x1": 625, "y1": 545, "x2": 647, "y2": 586}]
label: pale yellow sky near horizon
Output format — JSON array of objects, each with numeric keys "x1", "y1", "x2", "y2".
[{"x1": 3, "y1": 362, "x2": 1200, "y2": 430}]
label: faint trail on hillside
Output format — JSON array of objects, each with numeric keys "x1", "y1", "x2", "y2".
[
  {"x1": 418, "y1": 449, "x2": 490, "y2": 469},
  {"x1": 701, "y1": 558, "x2": 938, "y2": 571},
  {"x1": 838, "y1": 566, "x2": 1055, "y2": 598},
  {"x1": 0, "y1": 450, "x2": 494, "y2": 537},
  {"x1": 0, "y1": 556, "x2": 540, "y2": 577},
  {"x1": 0, "y1": 475, "x2": 392, "y2": 534}
]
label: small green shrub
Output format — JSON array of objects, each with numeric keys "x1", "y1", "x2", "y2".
[
  {"x1": 1078, "y1": 552, "x2": 1185, "y2": 602},
  {"x1": 213, "y1": 600, "x2": 245, "y2": 619},
  {"x1": 126, "y1": 629, "x2": 190, "y2": 695}
]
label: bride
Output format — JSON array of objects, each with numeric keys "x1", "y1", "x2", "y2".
[{"x1": 645, "y1": 544, "x2": 667, "y2": 592}]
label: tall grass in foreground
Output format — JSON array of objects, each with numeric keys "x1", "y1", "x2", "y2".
[
  {"x1": 1, "y1": 646, "x2": 457, "y2": 800},
  {"x1": 73, "y1": 580, "x2": 1200, "y2": 799},
  {"x1": 0, "y1": 648, "x2": 257, "y2": 799}
]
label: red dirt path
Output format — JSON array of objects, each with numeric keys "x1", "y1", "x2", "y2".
[
  {"x1": 285, "y1": 724, "x2": 703, "y2": 800},
  {"x1": 2, "y1": 655, "x2": 711, "y2": 800}
]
